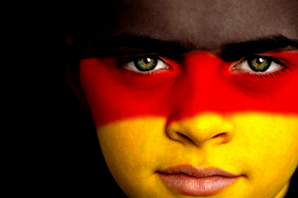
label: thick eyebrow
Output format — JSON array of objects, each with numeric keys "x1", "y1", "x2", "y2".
[
  {"x1": 82, "y1": 34, "x2": 298, "y2": 60},
  {"x1": 85, "y1": 34, "x2": 194, "y2": 58},
  {"x1": 217, "y1": 35, "x2": 298, "y2": 61}
]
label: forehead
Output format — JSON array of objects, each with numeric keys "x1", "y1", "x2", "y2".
[{"x1": 89, "y1": 0, "x2": 298, "y2": 50}]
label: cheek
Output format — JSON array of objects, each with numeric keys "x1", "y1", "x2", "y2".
[
  {"x1": 96, "y1": 117, "x2": 172, "y2": 198},
  {"x1": 232, "y1": 113, "x2": 298, "y2": 167},
  {"x1": 79, "y1": 58, "x2": 179, "y2": 126},
  {"x1": 230, "y1": 113, "x2": 298, "y2": 196},
  {"x1": 224, "y1": 51, "x2": 298, "y2": 114}
]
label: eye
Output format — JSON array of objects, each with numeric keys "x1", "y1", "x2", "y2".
[
  {"x1": 233, "y1": 56, "x2": 282, "y2": 74},
  {"x1": 123, "y1": 56, "x2": 168, "y2": 72}
]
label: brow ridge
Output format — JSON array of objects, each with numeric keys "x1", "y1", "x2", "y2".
[
  {"x1": 82, "y1": 34, "x2": 298, "y2": 60},
  {"x1": 217, "y1": 35, "x2": 298, "y2": 61}
]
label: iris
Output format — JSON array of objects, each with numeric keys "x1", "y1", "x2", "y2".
[
  {"x1": 133, "y1": 57, "x2": 158, "y2": 71},
  {"x1": 247, "y1": 56, "x2": 271, "y2": 72}
]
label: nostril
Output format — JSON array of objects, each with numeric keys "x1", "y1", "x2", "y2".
[
  {"x1": 213, "y1": 132, "x2": 227, "y2": 138},
  {"x1": 212, "y1": 132, "x2": 234, "y2": 144},
  {"x1": 177, "y1": 132, "x2": 191, "y2": 140},
  {"x1": 176, "y1": 132, "x2": 196, "y2": 144}
]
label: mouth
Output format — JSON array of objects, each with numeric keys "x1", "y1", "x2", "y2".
[{"x1": 157, "y1": 165, "x2": 240, "y2": 196}]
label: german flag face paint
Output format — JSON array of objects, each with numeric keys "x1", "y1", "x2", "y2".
[
  {"x1": 75, "y1": 0, "x2": 298, "y2": 197},
  {"x1": 80, "y1": 51, "x2": 298, "y2": 198}
]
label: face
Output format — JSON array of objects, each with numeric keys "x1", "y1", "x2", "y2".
[{"x1": 75, "y1": 0, "x2": 298, "y2": 197}]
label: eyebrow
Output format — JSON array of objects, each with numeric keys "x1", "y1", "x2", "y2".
[
  {"x1": 217, "y1": 35, "x2": 298, "y2": 61},
  {"x1": 85, "y1": 34, "x2": 298, "y2": 60},
  {"x1": 88, "y1": 34, "x2": 192, "y2": 58}
]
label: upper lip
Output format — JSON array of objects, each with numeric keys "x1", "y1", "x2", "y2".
[{"x1": 158, "y1": 165, "x2": 238, "y2": 178}]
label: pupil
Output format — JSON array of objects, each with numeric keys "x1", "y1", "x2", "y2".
[
  {"x1": 256, "y1": 58, "x2": 264, "y2": 65},
  {"x1": 144, "y1": 58, "x2": 151, "y2": 64}
]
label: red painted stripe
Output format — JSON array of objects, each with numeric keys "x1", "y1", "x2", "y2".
[{"x1": 80, "y1": 51, "x2": 298, "y2": 127}]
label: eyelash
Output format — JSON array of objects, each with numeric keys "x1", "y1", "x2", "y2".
[
  {"x1": 230, "y1": 56, "x2": 290, "y2": 78},
  {"x1": 119, "y1": 68, "x2": 160, "y2": 77},
  {"x1": 118, "y1": 55, "x2": 290, "y2": 79},
  {"x1": 118, "y1": 56, "x2": 169, "y2": 77},
  {"x1": 234, "y1": 67, "x2": 290, "y2": 81}
]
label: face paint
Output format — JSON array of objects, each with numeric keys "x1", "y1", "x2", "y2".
[
  {"x1": 80, "y1": 51, "x2": 298, "y2": 125},
  {"x1": 95, "y1": 114, "x2": 298, "y2": 198},
  {"x1": 80, "y1": 50, "x2": 298, "y2": 197},
  {"x1": 74, "y1": 0, "x2": 298, "y2": 197}
]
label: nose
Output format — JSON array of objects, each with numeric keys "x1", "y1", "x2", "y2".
[
  {"x1": 165, "y1": 52, "x2": 235, "y2": 147},
  {"x1": 166, "y1": 113, "x2": 235, "y2": 147}
]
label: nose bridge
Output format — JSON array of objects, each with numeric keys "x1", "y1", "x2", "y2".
[
  {"x1": 183, "y1": 51, "x2": 222, "y2": 83},
  {"x1": 167, "y1": 112, "x2": 235, "y2": 147},
  {"x1": 166, "y1": 52, "x2": 234, "y2": 146},
  {"x1": 169, "y1": 52, "x2": 226, "y2": 121}
]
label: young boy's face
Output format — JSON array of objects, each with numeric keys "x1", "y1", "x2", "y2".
[{"x1": 75, "y1": 0, "x2": 298, "y2": 197}]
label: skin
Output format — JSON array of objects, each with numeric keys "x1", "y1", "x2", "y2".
[{"x1": 67, "y1": 0, "x2": 298, "y2": 197}]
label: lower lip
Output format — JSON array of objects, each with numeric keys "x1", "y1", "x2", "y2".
[{"x1": 159, "y1": 173, "x2": 238, "y2": 196}]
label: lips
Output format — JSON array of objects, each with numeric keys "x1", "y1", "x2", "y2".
[{"x1": 158, "y1": 165, "x2": 239, "y2": 196}]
